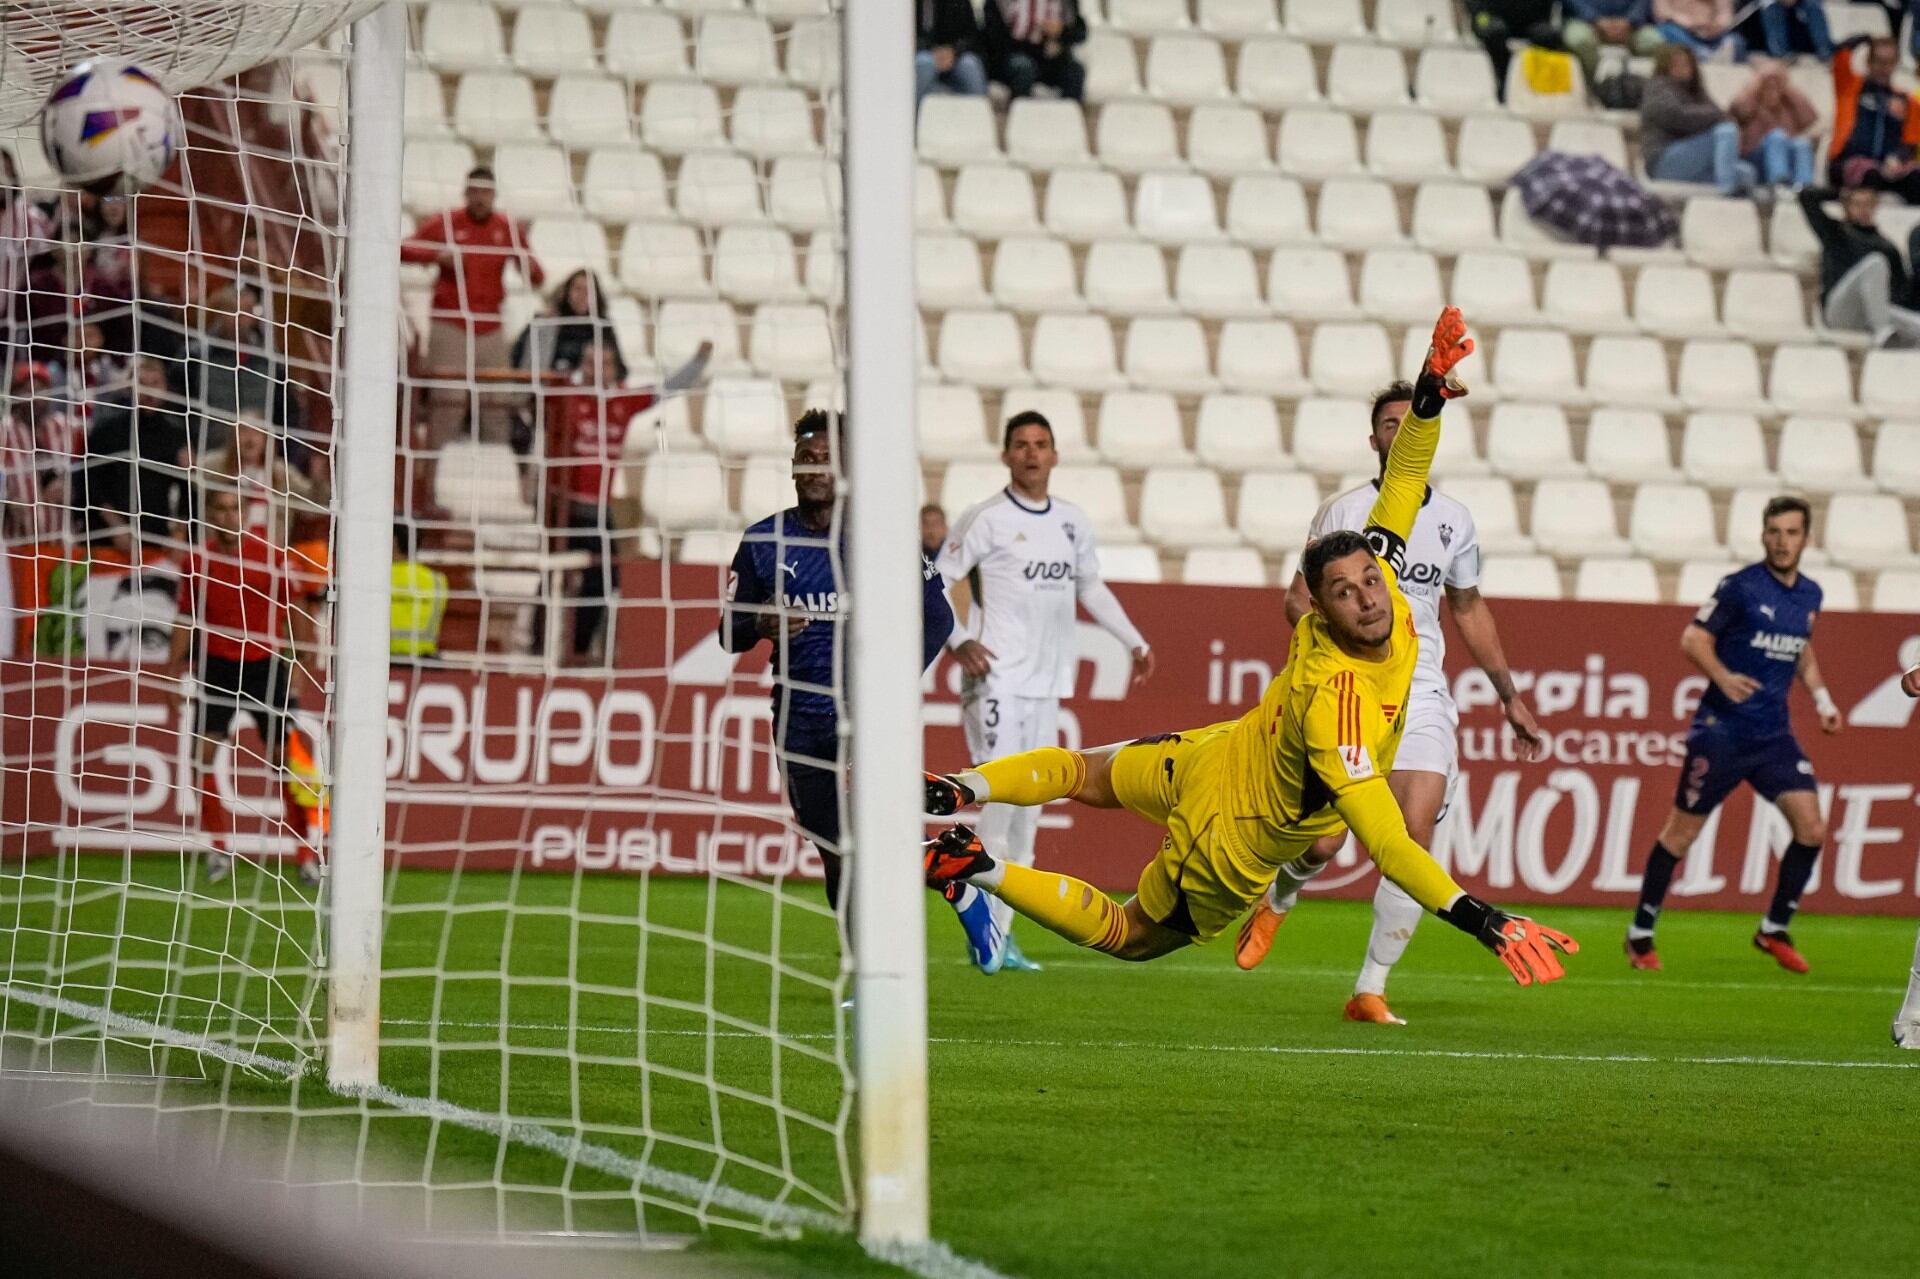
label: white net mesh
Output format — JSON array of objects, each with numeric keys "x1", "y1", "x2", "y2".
[{"x1": 1, "y1": 0, "x2": 861, "y2": 1244}]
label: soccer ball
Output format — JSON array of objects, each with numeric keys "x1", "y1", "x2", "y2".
[{"x1": 39, "y1": 59, "x2": 179, "y2": 195}]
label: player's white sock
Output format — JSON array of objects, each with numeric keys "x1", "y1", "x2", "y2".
[
  {"x1": 1355, "y1": 878, "x2": 1424, "y2": 997},
  {"x1": 952, "y1": 768, "x2": 991, "y2": 802},
  {"x1": 977, "y1": 803, "x2": 1024, "y2": 939},
  {"x1": 1267, "y1": 855, "x2": 1327, "y2": 914},
  {"x1": 1900, "y1": 925, "x2": 1920, "y2": 1022}
]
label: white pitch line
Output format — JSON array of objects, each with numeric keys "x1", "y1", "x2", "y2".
[{"x1": 0, "y1": 982, "x2": 307, "y2": 1078}]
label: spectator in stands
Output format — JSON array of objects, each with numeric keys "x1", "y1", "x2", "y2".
[
  {"x1": 918, "y1": 0, "x2": 989, "y2": 102},
  {"x1": 1563, "y1": 1, "x2": 1666, "y2": 79},
  {"x1": 1752, "y1": 0, "x2": 1834, "y2": 60},
  {"x1": 1829, "y1": 35, "x2": 1920, "y2": 201},
  {"x1": 1654, "y1": 0, "x2": 1746, "y2": 60},
  {"x1": 400, "y1": 166, "x2": 544, "y2": 448},
  {"x1": 0, "y1": 148, "x2": 53, "y2": 384},
  {"x1": 390, "y1": 522, "x2": 448, "y2": 663},
  {"x1": 982, "y1": 0, "x2": 1088, "y2": 102},
  {"x1": 187, "y1": 283, "x2": 299, "y2": 453},
  {"x1": 75, "y1": 354, "x2": 190, "y2": 539},
  {"x1": 920, "y1": 502, "x2": 948, "y2": 560},
  {"x1": 1641, "y1": 43, "x2": 1756, "y2": 193},
  {"x1": 512, "y1": 268, "x2": 620, "y2": 380},
  {"x1": 1467, "y1": 0, "x2": 1566, "y2": 102},
  {"x1": 1730, "y1": 63, "x2": 1820, "y2": 188},
  {"x1": 202, "y1": 412, "x2": 330, "y2": 546},
  {"x1": 1799, "y1": 185, "x2": 1920, "y2": 346},
  {"x1": 2, "y1": 362, "x2": 82, "y2": 543},
  {"x1": 80, "y1": 195, "x2": 133, "y2": 314}
]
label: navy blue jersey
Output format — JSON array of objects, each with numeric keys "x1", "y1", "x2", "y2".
[
  {"x1": 1691, "y1": 562, "x2": 1822, "y2": 737},
  {"x1": 724, "y1": 508, "x2": 954, "y2": 749}
]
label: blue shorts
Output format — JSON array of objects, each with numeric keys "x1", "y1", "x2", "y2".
[{"x1": 1674, "y1": 723, "x2": 1816, "y2": 815}]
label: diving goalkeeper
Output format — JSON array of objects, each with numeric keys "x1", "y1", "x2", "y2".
[{"x1": 922, "y1": 308, "x2": 1579, "y2": 986}]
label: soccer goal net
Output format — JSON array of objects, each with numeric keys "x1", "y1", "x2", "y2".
[{"x1": 0, "y1": 0, "x2": 929, "y2": 1253}]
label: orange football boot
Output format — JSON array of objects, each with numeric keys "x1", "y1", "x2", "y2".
[
  {"x1": 1343, "y1": 993, "x2": 1406, "y2": 1025},
  {"x1": 1625, "y1": 936, "x2": 1663, "y2": 971},
  {"x1": 1234, "y1": 899, "x2": 1287, "y2": 971},
  {"x1": 1753, "y1": 930, "x2": 1809, "y2": 974}
]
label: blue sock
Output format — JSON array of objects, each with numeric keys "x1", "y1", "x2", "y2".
[
  {"x1": 1764, "y1": 842, "x2": 1821, "y2": 933},
  {"x1": 1631, "y1": 843, "x2": 1679, "y2": 937}
]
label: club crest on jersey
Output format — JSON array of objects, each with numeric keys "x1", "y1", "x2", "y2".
[
  {"x1": 1340, "y1": 744, "x2": 1374, "y2": 780},
  {"x1": 1438, "y1": 523, "x2": 1454, "y2": 549},
  {"x1": 1062, "y1": 522, "x2": 1077, "y2": 543}
]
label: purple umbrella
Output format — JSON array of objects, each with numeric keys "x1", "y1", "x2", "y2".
[{"x1": 1512, "y1": 150, "x2": 1677, "y2": 250}]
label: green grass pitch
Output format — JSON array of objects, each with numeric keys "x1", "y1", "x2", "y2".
[{"x1": 3, "y1": 856, "x2": 1917, "y2": 1277}]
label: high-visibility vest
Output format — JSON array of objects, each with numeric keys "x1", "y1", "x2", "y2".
[{"x1": 391, "y1": 560, "x2": 448, "y2": 657}]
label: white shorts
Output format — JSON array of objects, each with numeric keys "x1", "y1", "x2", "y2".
[
  {"x1": 1393, "y1": 690, "x2": 1460, "y2": 818},
  {"x1": 961, "y1": 685, "x2": 1060, "y2": 763}
]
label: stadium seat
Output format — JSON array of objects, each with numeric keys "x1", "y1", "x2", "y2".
[
  {"x1": 1134, "y1": 172, "x2": 1223, "y2": 243},
  {"x1": 583, "y1": 150, "x2": 672, "y2": 223},
  {"x1": 1005, "y1": 99, "x2": 1092, "y2": 169},
  {"x1": 1413, "y1": 46, "x2": 1499, "y2": 115},
  {"x1": 1768, "y1": 195, "x2": 1822, "y2": 272},
  {"x1": 1308, "y1": 323, "x2": 1393, "y2": 398},
  {"x1": 918, "y1": 96, "x2": 999, "y2": 167},
  {"x1": 513, "y1": 4, "x2": 596, "y2": 75},
  {"x1": 731, "y1": 86, "x2": 818, "y2": 158},
  {"x1": 454, "y1": 71, "x2": 543, "y2": 144},
  {"x1": 1584, "y1": 409, "x2": 1678, "y2": 483},
  {"x1": 1099, "y1": 544, "x2": 1166, "y2": 582},
  {"x1": 1265, "y1": 247, "x2": 1357, "y2": 320},
  {"x1": 1124, "y1": 317, "x2": 1218, "y2": 393},
  {"x1": 1677, "y1": 339, "x2": 1765, "y2": 412},
  {"x1": 1777, "y1": 417, "x2": 1872, "y2": 493},
  {"x1": 1503, "y1": 53, "x2": 1587, "y2": 119},
  {"x1": 436, "y1": 440, "x2": 534, "y2": 525},
  {"x1": 1444, "y1": 476, "x2": 1534, "y2": 553},
  {"x1": 695, "y1": 13, "x2": 780, "y2": 85},
  {"x1": 1238, "y1": 470, "x2": 1324, "y2": 550},
  {"x1": 492, "y1": 143, "x2": 575, "y2": 216},
  {"x1": 1236, "y1": 38, "x2": 1322, "y2": 110},
  {"x1": 992, "y1": 236, "x2": 1084, "y2": 313},
  {"x1": 619, "y1": 220, "x2": 712, "y2": 299},
  {"x1": 404, "y1": 139, "x2": 475, "y2": 215},
  {"x1": 1225, "y1": 175, "x2": 1313, "y2": 247},
  {"x1": 1316, "y1": 177, "x2": 1405, "y2": 250},
  {"x1": 1454, "y1": 114, "x2": 1536, "y2": 184},
  {"x1": 1490, "y1": 328, "x2": 1584, "y2": 406},
  {"x1": 423, "y1": 2, "x2": 507, "y2": 71},
  {"x1": 640, "y1": 453, "x2": 730, "y2": 532},
  {"x1": 1357, "y1": 247, "x2": 1445, "y2": 323},
  {"x1": 1285, "y1": 0, "x2": 1366, "y2": 40},
  {"x1": 1376, "y1": 0, "x2": 1460, "y2": 45},
  {"x1": 1872, "y1": 569, "x2": 1920, "y2": 612},
  {"x1": 675, "y1": 150, "x2": 766, "y2": 224},
  {"x1": 1411, "y1": 181, "x2": 1499, "y2": 253},
  {"x1": 1486, "y1": 404, "x2": 1582, "y2": 479},
  {"x1": 674, "y1": 529, "x2": 738, "y2": 566},
  {"x1": 1051, "y1": 464, "x2": 1139, "y2": 542},
  {"x1": 768, "y1": 156, "x2": 840, "y2": 232},
  {"x1": 605, "y1": 11, "x2": 691, "y2": 79},
  {"x1": 1541, "y1": 259, "x2": 1633, "y2": 335},
  {"x1": 1199, "y1": 0, "x2": 1281, "y2": 36},
  {"x1": 783, "y1": 16, "x2": 840, "y2": 86},
  {"x1": 914, "y1": 233, "x2": 989, "y2": 309},
  {"x1": 1545, "y1": 119, "x2": 1629, "y2": 170},
  {"x1": 747, "y1": 303, "x2": 835, "y2": 381},
  {"x1": 916, "y1": 163, "x2": 949, "y2": 230},
  {"x1": 1216, "y1": 319, "x2": 1312, "y2": 396},
  {"x1": 701, "y1": 376, "x2": 789, "y2": 456},
  {"x1": 1366, "y1": 110, "x2": 1454, "y2": 182},
  {"x1": 1032, "y1": 313, "x2": 1126, "y2": 390},
  {"x1": 1680, "y1": 412, "x2": 1771, "y2": 487},
  {"x1": 606, "y1": 295, "x2": 652, "y2": 365},
  {"x1": 1629, "y1": 482, "x2": 1724, "y2": 562},
  {"x1": 736, "y1": 455, "x2": 793, "y2": 523},
  {"x1": 1141, "y1": 468, "x2": 1238, "y2": 547},
  {"x1": 759, "y1": 0, "x2": 831, "y2": 18},
  {"x1": 994, "y1": 389, "x2": 1086, "y2": 456},
  {"x1": 1084, "y1": 239, "x2": 1176, "y2": 315},
  {"x1": 1586, "y1": 336, "x2": 1680, "y2": 413},
  {"x1": 1175, "y1": 244, "x2": 1266, "y2": 318},
  {"x1": 1098, "y1": 391, "x2": 1192, "y2": 466},
  {"x1": 1574, "y1": 557, "x2": 1661, "y2": 603},
  {"x1": 1098, "y1": 102, "x2": 1184, "y2": 173},
  {"x1": 1672, "y1": 558, "x2": 1737, "y2": 605},
  {"x1": 1045, "y1": 168, "x2": 1133, "y2": 241},
  {"x1": 1291, "y1": 398, "x2": 1378, "y2": 476},
  {"x1": 938, "y1": 309, "x2": 1030, "y2": 387},
  {"x1": 1448, "y1": 250, "x2": 1539, "y2": 326},
  {"x1": 1498, "y1": 186, "x2": 1597, "y2": 260},
  {"x1": 548, "y1": 77, "x2": 633, "y2": 148},
  {"x1": 1721, "y1": 269, "x2": 1809, "y2": 342},
  {"x1": 1768, "y1": 344, "x2": 1856, "y2": 417},
  {"x1": 1182, "y1": 546, "x2": 1267, "y2": 585},
  {"x1": 1327, "y1": 43, "x2": 1410, "y2": 112},
  {"x1": 1634, "y1": 264, "x2": 1724, "y2": 339},
  {"x1": 639, "y1": 81, "x2": 727, "y2": 153},
  {"x1": 1682, "y1": 197, "x2": 1766, "y2": 270},
  {"x1": 1478, "y1": 554, "x2": 1562, "y2": 599},
  {"x1": 918, "y1": 383, "x2": 995, "y2": 460},
  {"x1": 1146, "y1": 36, "x2": 1231, "y2": 105},
  {"x1": 1723, "y1": 487, "x2": 1790, "y2": 558},
  {"x1": 1860, "y1": 350, "x2": 1920, "y2": 419},
  {"x1": 1872, "y1": 422, "x2": 1920, "y2": 496},
  {"x1": 1276, "y1": 108, "x2": 1363, "y2": 180},
  {"x1": 1531, "y1": 478, "x2": 1631, "y2": 558},
  {"x1": 939, "y1": 459, "x2": 1010, "y2": 514},
  {"x1": 952, "y1": 165, "x2": 1041, "y2": 237},
  {"x1": 1196, "y1": 393, "x2": 1287, "y2": 470},
  {"x1": 1821, "y1": 567, "x2": 1864, "y2": 611},
  {"x1": 1109, "y1": 0, "x2": 1194, "y2": 33},
  {"x1": 404, "y1": 67, "x2": 455, "y2": 140},
  {"x1": 1187, "y1": 104, "x2": 1274, "y2": 176},
  {"x1": 1825, "y1": 494, "x2": 1915, "y2": 569},
  {"x1": 1429, "y1": 402, "x2": 1486, "y2": 476},
  {"x1": 1082, "y1": 31, "x2": 1144, "y2": 101},
  {"x1": 528, "y1": 217, "x2": 611, "y2": 281}
]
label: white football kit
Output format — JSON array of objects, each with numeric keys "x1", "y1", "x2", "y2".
[{"x1": 937, "y1": 488, "x2": 1147, "y2": 938}]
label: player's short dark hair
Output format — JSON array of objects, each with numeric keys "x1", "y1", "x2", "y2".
[
  {"x1": 919, "y1": 502, "x2": 944, "y2": 518},
  {"x1": 1301, "y1": 530, "x2": 1374, "y2": 595},
  {"x1": 394, "y1": 521, "x2": 415, "y2": 557},
  {"x1": 1370, "y1": 380, "x2": 1415, "y2": 427},
  {"x1": 1762, "y1": 495, "x2": 1812, "y2": 531},
  {"x1": 466, "y1": 165, "x2": 495, "y2": 184},
  {"x1": 1003, "y1": 410, "x2": 1055, "y2": 450},
  {"x1": 793, "y1": 408, "x2": 843, "y2": 448}
]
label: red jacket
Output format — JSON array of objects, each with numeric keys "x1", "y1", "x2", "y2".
[
  {"x1": 552, "y1": 387, "x2": 659, "y2": 506},
  {"x1": 400, "y1": 209, "x2": 544, "y2": 333}
]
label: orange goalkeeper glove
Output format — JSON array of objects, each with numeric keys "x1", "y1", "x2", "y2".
[
  {"x1": 1439, "y1": 895, "x2": 1579, "y2": 987},
  {"x1": 1410, "y1": 306, "x2": 1474, "y2": 414}
]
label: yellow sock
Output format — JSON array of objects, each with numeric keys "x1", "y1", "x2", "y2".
[
  {"x1": 963, "y1": 747, "x2": 1085, "y2": 807},
  {"x1": 989, "y1": 862, "x2": 1130, "y2": 955}
]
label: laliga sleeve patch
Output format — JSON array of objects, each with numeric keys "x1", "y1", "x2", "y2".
[{"x1": 1340, "y1": 744, "x2": 1375, "y2": 780}]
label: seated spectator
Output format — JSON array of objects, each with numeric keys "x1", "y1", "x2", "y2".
[
  {"x1": 2, "y1": 362, "x2": 83, "y2": 543},
  {"x1": 187, "y1": 283, "x2": 300, "y2": 453},
  {"x1": 982, "y1": 0, "x2": 1087, "y2": 102},
  {"x1": 1563, "y1": 1, "x2": 1666, "y2": 79},
  {"x1": 512, "y1": 268, "x2": 620, "y2": 380},
  {"x1": 1730, "y1": 63, "x2": 1820, "y2": 188},
  {"x1": 1829, "y1": 35, "x2": 1920, "y2": 202},
  {"x1": 1654, "y1": 0, "x2": 1746, "y2": 61},
  {"x1": 918, "y1": 0, "x2": 989, "y2": 102},
  {"x1": 1799, "y1": 185, "x2": 1920, "y2": 346},
  {"x1": 1468, "y1": 0, "x2": 1566, "y2": 101},
  {"x1": 1641, "y1": 43, "x2": 1756, "y2": 193},
  {"x1": 1751, "y1": 0, "x2": 1833, "y2": 60},
  {"x1": 74, "y1": 353, "x2": 190, "y2": 540},
  {"x1": 202, "y1": 412, "x2": 329, "y2": 546}
]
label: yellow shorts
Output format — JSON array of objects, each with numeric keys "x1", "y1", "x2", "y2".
[{"x1": 1106, "y1": 725, "x2": 1324, "y2": 943}]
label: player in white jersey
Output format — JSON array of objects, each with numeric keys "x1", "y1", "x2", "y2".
[
  {"x1": 1233, "y1": 381, "x2": 1546, "y2": 1024},
  {"x1": 938, "y1": 410, "x2": 1154, "y2": 971},
  {"x1": 1894, "y1": 662, "x2": 1920, "y2": 1049}
]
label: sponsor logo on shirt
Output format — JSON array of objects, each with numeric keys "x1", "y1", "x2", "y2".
[
  {"x1": 784, "y1": 591, "x2": 841, "y2": 612},
  {"x1": 1022, "y1": 560, "x2": 1074, "y2": 581},
  {"x1": 1748, "y1": 631, "x2": 1808, "y2": 662}
]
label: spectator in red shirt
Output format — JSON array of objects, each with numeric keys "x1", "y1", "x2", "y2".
[
  {"x1": 169, "y1": 484, "x2": 319, "y2": 887},
  {"x1": 400, "y1": 166, "x2": 544, "y2": 448},
  {"x1": 555, "y1": 337, "x2": 711, "y2": 661}
]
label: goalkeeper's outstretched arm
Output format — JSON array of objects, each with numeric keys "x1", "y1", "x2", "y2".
[{"x1": 1364, "y1": 306, "x2": 1473, "y2": 553}]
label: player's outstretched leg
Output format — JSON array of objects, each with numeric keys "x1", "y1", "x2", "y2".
[
  {"x1": 1893, "y1": 924, "x2": 1920, "y2": 1050},
  {"x1": 946, "y1": 883, "x2": 1006, "y2": 975},
  {"x1": 1233, "y1": 844, "x2": 1332, "y2": 971},
  {"x1": 925, "y1": 746, "x2": 1088, "y2": 817},
  {"x1": 1346, "y1": 878, "x2": 1421, "y2": 1026}
]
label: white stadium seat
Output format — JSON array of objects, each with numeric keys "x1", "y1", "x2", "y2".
[
  {"x1": 1530, "y1": 478, "x2": 1630, "y2": 558},
  {"x1": 606, "y1": 11, "x2": 691, "y2": 79},
  {"x1": 529, "y1": 217, "x2": 611, "y2": 280},
  {"x1": 1541, "y1": 259, "x2": 1633, "y2": 335},
  {"x1": 747, "y1": 303, "x2": 836, "y2": 381},
  {"x1": 1327, "y1": 42, "x2": 1410, "y2": 112},
  {"x1": 1052, "y1": 464, "x2": 1139, "y2": 542},
  {"x1": 1316, "y1": 177, "x2": 1405, "y2": 250},
  {"x1": 1449, "y1": 251, "x2": 1539, "y2": 325},
  {"x1": 1431, "y1": 401, "x2": 1486, "y2": 476},
  {"x1": 1226, "y1": 175, "x2": 1313, "y2": 247},
  {"x1": 915, "y1": 233, "x2": 990, "y2": 309},
  {"x1": 732, "y1": 86, "x2": 819, "y2": 158},
  {"x1": 1002, "y1": 387, "x2": 1092, "y2": 454},
  {"x1": 918, "y1": 95, "x2": 1000, "y2": 166},
  {"x1": 405, "y1": 67, "x2": 454, "y2": 139},
  {"x1": 1084, "y1": 239, "x2": 1176, "y2": 315},
  {"x1": 1873, "y1": 569, "x2": 1920, "y2": 612},
  {"x1": 1680, "y1": 412, "x2": 1772, "y2": 487},
  {"x1": 1675, "y1": 559, "x2": 1739, "y2": 606},
  {"x1": 1146, "y1": 35, "x2": 1232, "y2": 105},
  {"x1": 1872, "y1": 422, "x2": 1920, "y2": 496},
  {"x1": 1860, "y1": 350, "x2": 1920, "y2": 419},
  {"x1": 1819, "y1": 567, "x2": 1863, "y2": 611},
  {"x1": 1499, "y1": 186, "x2": 1597, "y2": 259},
  {"x1": 1444, "y1": 476, "x2": 1533, "y2": 553},
  {"x1": 952, "y1": 164, "x2": 1041, "y2": 237},
  {"x1": 640, "y1": 453, "x2": 729, "y2": 532},
  {"x1": 1216, "y1": 319, "x2": 1312, "y2": 396},
  {"x1": 1490, "y1": 328, "x2": 1585, "y2": 406},
  {"x1": 1033, "y1": 313, "x2": 1127, "y2": 391},
  {"x1": 1109, "y1": 0, "x2": 1194, "y2": 33},
  {"x1": 1284, "y1": 0, "x2": 1366, "y2": 40},
  {"x1": 1634, "y1": 265, "x2": 1724, "y2": 339},
  {"x1": 1545, "y1": 119, "x2": 1629, "y2": 169},
  {"x1": 1308, "y1": 322, "x2": 1393, "y2": 398},
  {"x1": 1366, "y1": 110, "x2": 1454, "y2": 182},
  {"x1": 1182, "y1": 546, "x2": 1268, "y2": 586},
  {"x1": 1277, "y1": 108, "x2": 1363, "y2": 179},
  {"x1": 1083, "y1": 31, "x2": 1144, "y2": 101},
  {"x1": 1187, "y1": 104, "x2": 1274, "y2": 176},
  {"x1": 1377, "y1": 0, "x2": 1460, "y2": 46},
  {"x1": 423, "y1": 2, "x2": 507, "y2": 71},
  {"x1": 1266, "y1": 247, "x2": 1357, "y2": 320},
  {"x1": 1098, "y1": 391, "x2": 1192, "y2": 466},
  {"x1": 1196, "y1": 393, "x2": 1287, "y2": 470},
  {"x1": 437, "y1": 440, "x2": 535, "y2": 525},
  {"x1": 586, "y1": 150, "x2": 673, "y2": 222},
  {"x1": 1485, "y1": 403, "x2": 1583, "y2": 479},
  {"x1": 1236, "y1": 38, "x2": 1322, "y2": 110},
  {"x1": 992, "y1": 236, "x2": 1084, "y2": 313},
  {"x1": 1411, "y1": 182, "x2": 1499, "y2": 253},
  {"x1": 784, "y1": 17, "x2": 841, "y2": 86},
  {"x1": 1455, "y1": 114, "x2": 1537, "y2": 183},
  {"x1": 1479, "y1": 554, "x2": 1562, "y2": 599},
  {"x1": 1141, "y1": 469, "x2": 1239, "y2": 548},
  {"x1": 1769, "y1": 195, "x2": 1823, "y2": 272},
  {"x1": 918, "y1": 383, "x2": 995, "y2": 460},
  {"x1": 1098, "y1": 102, "x2": 1184, "y2": 173},
  {"x1": 695, "y1": 13, "x2": 782, "y2": 85},
  {"x1": 1574, "y1": 557, "x2": 1661, "y2": 603},
  {"x1": 492, "y1": 143, "x2": 575, "y2": 216},
  {"x1": 940, "y1": 459, "x2": 1007, "y2": 515},
  {"x1": 917, "y1": 163, "x2": 949, "y2": 229},
  {"x1": 1585, "y1": 409, "x2": 1678, "y2": 483},
  {"x1": 640, "y1": 81, "x2": 727, "y2": 153},
  {"x1": 1586, "y1": 336, "x2": 1680, "y2": 413},
  {"x1": 1099, "y1": 544, "x2": 1166, "y2": 583},
  {"x1": 1045, "y1": 168, "x2": 1133, "y2": 240},
  {"x1": 1291, "y1": 398, "x2": 1379, "y2": 476},
  {"x1": 1777, "y1": 417, "x2": 1872, "y2": 493},
  {"x1": 1134, "y1": 172, "x2": 1223, "y2": 243},
  {"x1": 513, "y1": 4, "x2": 597, "y2": 76},
  {"x1": 1682, "y1": 197, "x2": 1767, "y2": 270},
  {"x1": 1768, "y1": 344, "x2": 1857, "y2": 417},
  {"x1": 1176, "y1": 243, "x2": 1267, "y2": 318},
  {"x1": 1629, "y1": 483, "x2": 1724, "y2": 562},
  {"x1": 1006, "y1": 99, "x2": 1093, "y2": 168},
  {"x1": 1825, "y1": 494, "x2": 1915, "y2": 569},
  {"x1": 404, "y1": 139, "x2": 474, "y2": 215},
  {"x1": 713, "y1": 225, "x2": 805, "y2": 303},
  {"x1": 1723, "y1": 487, "x2": 1790, "y2": 559},
  {"x1": 1722, "y1": 269, "x2": 1810, "y2": 342},
  {"x1": 1677, "y1": 339, "x2": 1766, "y2": 412},
  {"x1": 939, "y1": 309, "x2": 1030, "y2": 387},
  {"x1": 1124, "y1": 316, "x2": 1218, "y2": 393},
  {"x1": 1414, "y1": 46, "x2": 1499, "y2": 115},
  {"x1": 702, "y1": 376, "x2": 791, "y2": 456},
  {"x1": 675, "y1": 150, "x2": 766, "y2": 224},
  {"x1": 768, "y1": 156, "x2": 841, "y2": 232},
  {"x1": 1200, "y1": 0, "x2": 1281, "y2": 36},
  {"x1": 1357, "y1": 247, "x2": 1445, "y2": 323},
  {"x1": 549, "y1": 76, "x2": 633, "y2": 148},
  {"x1": 1238, "y1": 470, "x2": 1323, "y2": 550},
  {"x1": 455, "y1": 71, "x2": 543, "y2": 143}
]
